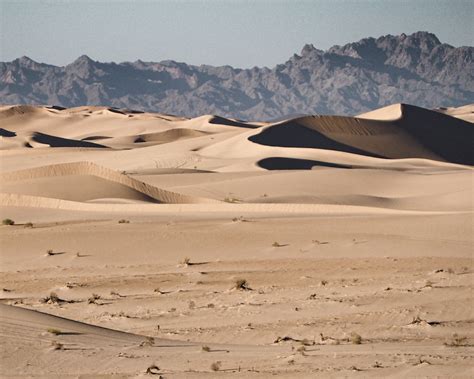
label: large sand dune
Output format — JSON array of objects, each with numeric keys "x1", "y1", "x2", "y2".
[{"x1": 0, "y1": 103, "x2": 472, "y2": 377}]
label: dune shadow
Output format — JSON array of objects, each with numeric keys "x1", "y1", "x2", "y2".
[
  {"x1": 32, "y1": 132, "x2": 108, "y2": 148},
  {"x1": 249, "y1": 121, "x2": 383, "y2": 158},
  {"x1": 258, "y1": 157, "x2": 352, "y2": 170},
  {"x1": 209, "y1": 115, "x2": 258, "y2": 129},
  {"x1": 0, "y1": 128, "x2": 16, "y2": 137}
]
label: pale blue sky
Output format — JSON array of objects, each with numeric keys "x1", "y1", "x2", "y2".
[{"x1": 1, "y1": 0, "x2": 472, "y2": 68}]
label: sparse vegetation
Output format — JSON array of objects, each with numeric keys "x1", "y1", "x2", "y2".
[
  {"x1": 300, "y1": 338, "x2": 313, "y2": 346},
  {"x1": 444, "y1": 333, "x2": 469, "y2": 347},
  {"x1": 297, "y1": 345, "x2": 306, "y2": 354},
  {"x1": 47, "y1": 328, "x2": 62, "y2": 335},
  {"x1": 2, "y1": 218, "x2": 14, "y2": 226},
  {"x1": 145, "y1": 364, "x2": 160, "y2": 375},
  {"x1": 223, "y1": 194, "x2": 241, "y2": 203},
  {"x1": 210, "y1": 361, "x2": 221, "y2": 371},
  {"x1": 118, "y1": 219, "x2": 130, "y2": 224},
  {"x1": 272, "y1": 241, "x2": 284, "y2": 247},
  {"x1": 202, "y1": 345, "x2": 211, "y2": 352},
  {"x1": 50, "y1": 340, "x2": 64, "y2": 350},
  {"x1": 41, "y1": 291, "x2": 62, "y2": 304},
  {"x1": 350, "y1": 332, "x2": 362, "y2": 345},
  {"x1": 140, "y1": 336, "x2": 155, "y2": 347},
  {"x1": 46, "y1": 249, "x2": 55, "y2": 256},
  {"x1": 320, "y1": 280, "x2": 328, "y2": 286},
  {"x1": 181, "y1": 257, "x2": 191, "y2": 266},
  {"x1": 188, "y1": 300, "x2": 196, "y2": 309},
  {"x1": 88, "y1": 293, "x2": 101, "y2": 304},
  {"x1": 24, "y1": 222, "x2": 33, "y2": 228},
  {"x1": 234, "y1": 278, "x2": 251, "y2": 291}
]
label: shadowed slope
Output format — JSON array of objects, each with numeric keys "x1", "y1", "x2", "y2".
[{"x1": 248, "y1": 104, "x2": 473, "y2": 165}]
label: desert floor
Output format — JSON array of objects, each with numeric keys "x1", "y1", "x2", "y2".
[{"x1": 0, "y1": 104, "x2": 472, "y2": 378}]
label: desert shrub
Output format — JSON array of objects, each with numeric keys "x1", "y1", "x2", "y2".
[
  {"x1": 2, "y1": 219, "x2": 14, "y2": 225},
  {"x1": 202, "y1": 345, "x2": 211, "y2": 352},
  {"x1": 50, "y1": 340, "x2": 64, "y2": 350},
  {"x1": 181, "y1": 257, "x2": 191, "y2": 266},
  {"x1": 24, "y1": 222, "x2": 33, "y2": 228},
  {"x1": 234, "y1": 279, "x2": 251, "y2": 290},
  {"x1": 444, "y1": 333, "x2": 468, "y2": 347},
  {"x1": 47, "y1": 328, "x2": 62, "y2": 335},
  {"x1": 210, "y1": 361, "x2": 221, "y2": 371},
  {"x1": 118, "y1": 219, "x2": 130, "y2": 224},
  {"x1": 145, "y1": 364, "x2": 160, "y2": 374},
  {"x1": 351, "y1": 332, "x2": 362, "y2": 345},
  {"x1": 88, "y1": 293, "x2": 101, "y2": 304}
]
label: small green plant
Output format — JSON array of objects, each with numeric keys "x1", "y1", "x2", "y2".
[
  {"x1": 234, "y1": 278, "x2": 251, "y2": 291},
  {"x1": 47, "y1": 328, "x2": 62, "y2": 335},
  {"x1": 24, "y1": 222, "x2": 33, "y2": 228},
  {"x1": 351, "y1": 332, "x2": 362, "y2": 345},
  {"x1": 210, "y1": 361, "x2": 221, "y2": 371},
  {"x1": 118, "y1": 219, "x2": 130, "y2": 224},
  {"x1": 202, "y1": 345, "x2": 211, "y2": 352},
  {"x1": 2, "y1": 218, "x2": 14, "y2": 225}
]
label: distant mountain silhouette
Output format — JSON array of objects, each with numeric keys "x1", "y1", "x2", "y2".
[{"x1": 1, "y1": 31, "x2": 472, "y2": 120}]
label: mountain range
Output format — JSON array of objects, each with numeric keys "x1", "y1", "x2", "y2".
[{"x1": 1, "y1": 31, "x2": 472, "y2": 120}]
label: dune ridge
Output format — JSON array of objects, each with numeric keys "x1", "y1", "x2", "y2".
[
  {"x1": 0, "y1": 161, "x2": 220, "y2": 204},
  {"x1": 1, "y1": 192, "x2": 467, "y2": 216}
]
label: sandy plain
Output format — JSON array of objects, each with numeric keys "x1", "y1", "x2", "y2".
[{"x1": 0, "y1": 103, "x2": 472, "y2": 378}]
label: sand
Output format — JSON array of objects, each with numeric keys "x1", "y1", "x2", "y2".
[{"x1": 0, "y1": 103, "x2": 472, "y2": 378}]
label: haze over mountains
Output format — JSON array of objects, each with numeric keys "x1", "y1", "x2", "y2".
[{"x1": 1, "y1": 31, "x2": 473, "y2": 119}]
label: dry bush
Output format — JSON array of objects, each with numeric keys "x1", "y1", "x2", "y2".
[
  {"x1": 2, "y1": 218, "x2": 14, "y2": 225},
  {"x1": 41, "y1": 292, "x2": 62, "y2": 304},
  {"x1": 118, "y1": 219, "x2": 130, "y2": 224},
  {"x1": 24, "y1": 222, "x2": 33, "y2": 228},
  {"x1": 351, "y1": 332, "x2": 362, "y2": 345},
  {"x1": 88, "y1": 293, "x2": 101, "y2": 304},
  {"x1": 50, "y1": 340, "x2": 64, "y2": 350},
  {"x1": 145, "y1": 364, "x2": 160, "y2": 374},
  {"x1": 47, "y1": 328, "x2": 62, "y2": 335},
  {"x1": 202, "y1": 345, "x2": 211, "y2": 352},
  {"x1": 140, "y1": 336, "x2": 155, "y2": 347},
  {"x1": 210, "y1": 361, "x2": 221, "y2": 371},
  {"x1": 445, "y1": 334, "x2": 468, "y2": 347},
  {"x1": 234, "y1": 278, "x2": 251, "y2": 291},
  {"x1": 181, "y1": 257, "x2": 191, "y2": 266}
]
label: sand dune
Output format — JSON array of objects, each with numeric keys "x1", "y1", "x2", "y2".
[
  {"x1": 0, "y1": 103, "x2": 472, "y2": 377},
  {"x1": 249, "y1": 104, "x2": 473, "y2": 164}
]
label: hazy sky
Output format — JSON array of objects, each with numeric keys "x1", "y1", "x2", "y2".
[{"x1": 1, "y1": 0, "x2": 472, "y2": 68}]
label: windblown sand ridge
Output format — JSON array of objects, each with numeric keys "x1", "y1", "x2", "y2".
[{"x1": 0, "y1": 103, "x2": 472, "y2": 377}]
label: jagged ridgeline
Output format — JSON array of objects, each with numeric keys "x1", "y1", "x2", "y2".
[{"x1": 1, "y1": 31, "x2": 473, "y2": 119}]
